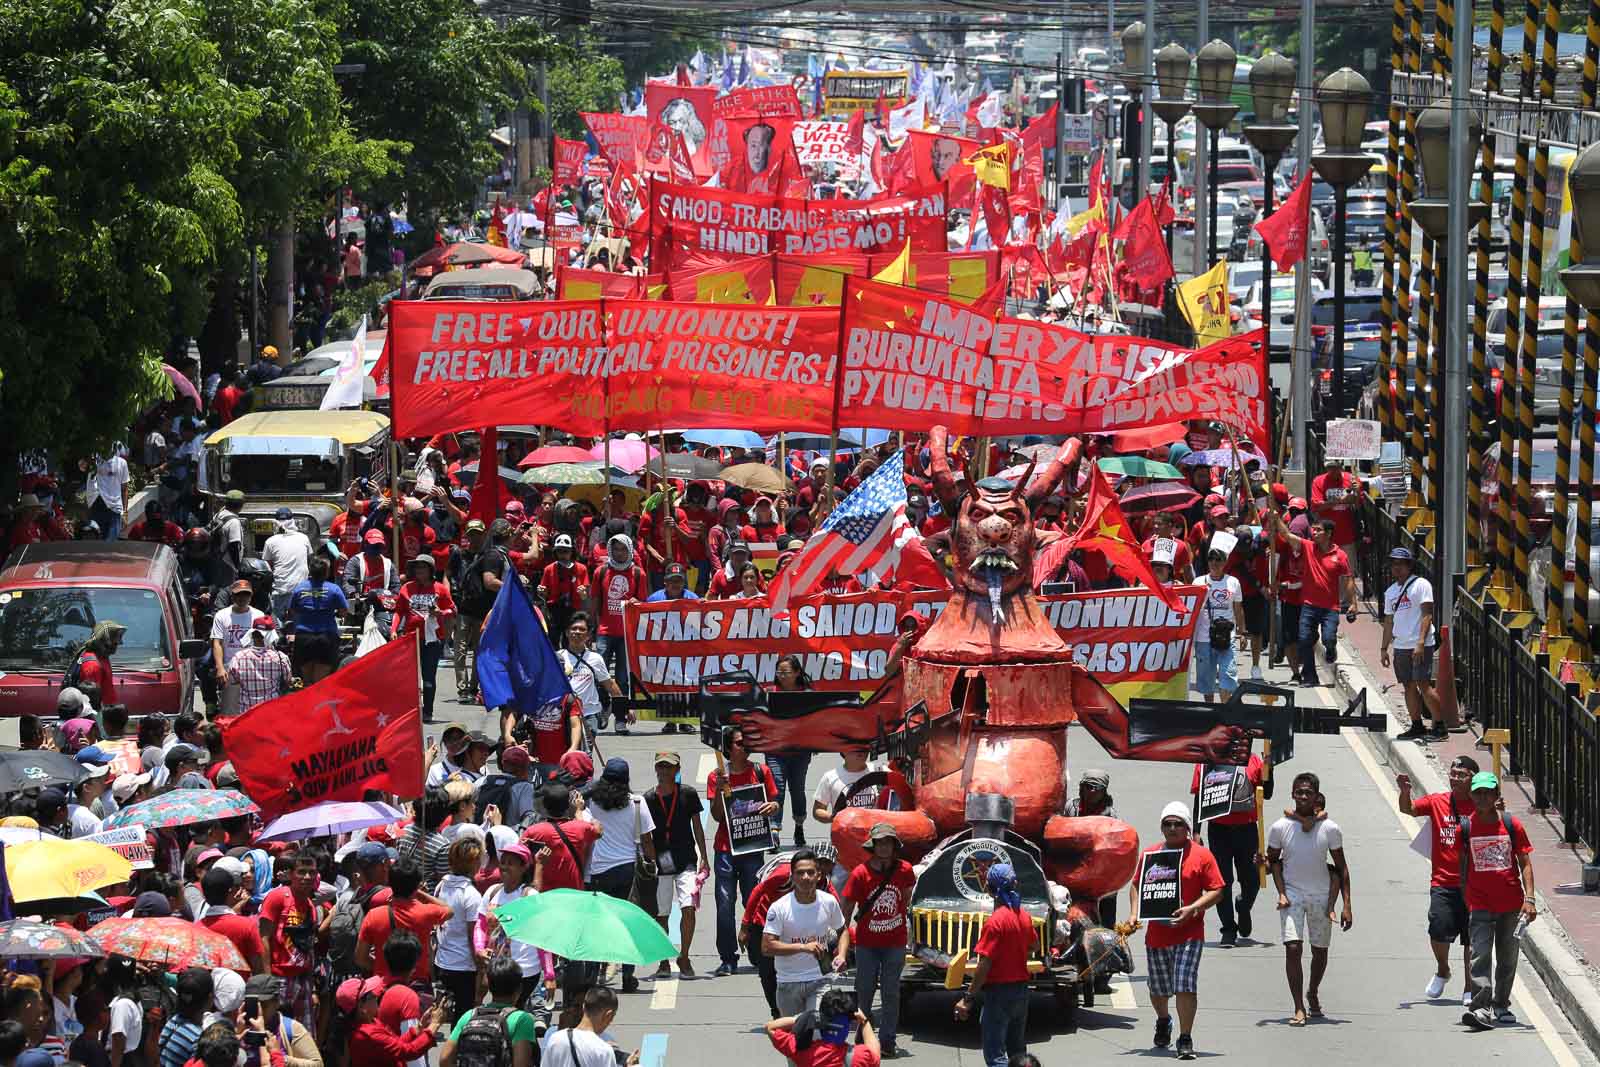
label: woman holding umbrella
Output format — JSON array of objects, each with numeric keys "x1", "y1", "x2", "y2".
[{"x1": 71, "y1": 622, "x2": 126, "y2": 707}]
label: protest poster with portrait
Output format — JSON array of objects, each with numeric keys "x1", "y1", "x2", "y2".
[
  {"x1": 725, "y1": 781, "x2": 779, "y2": 856},
  {"x1": 1137, "y1": 849, "x2": 1184, "y2": 921},
  {"x1": 1197, "y1": 764, "x2": 1246, "y2": 823}
]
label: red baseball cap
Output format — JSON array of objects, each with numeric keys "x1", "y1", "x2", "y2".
[
  {"x1": 363, "y1": 529, "x2": 385, "y2": 546},
  {"x1": 1271, "y1": 482, "x2": 1290, "y2": 505},
  {"x1": 1208, "y1": 505, "x2": 1230, "y2": 518},
  {"x1": 1288, "y1": 497, "x2": 1308, "y2": 511},
  {"x1": 334, "y1": 976, "x2": 385, "y2": 1013},
  {"x1": 559, "y1": 751, "x2": 595, "y2": 782}
]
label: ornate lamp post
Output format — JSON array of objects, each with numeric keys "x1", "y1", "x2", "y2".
[
  {"x1": 1311, "y1": 68, "x2": 1376, "y2": 419},
  {"x1": 1193, "y1": 39, "x2": 1238, "y2": 265},
  {"x1": 1242, "y1": 51, "x2": 1299, "y2": 375},
  {"x1": 1120, "y1": 21, "x2": 1149, "y2": 206},
  {"x1": 1152, "y1": 43, "x2": 1193, "y2": 257}
]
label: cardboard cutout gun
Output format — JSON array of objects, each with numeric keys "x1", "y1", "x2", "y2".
[
  {"x1": 696, "y1": 670, "x2": 871, "y2": 754},
  {"x1": 1126, "y1": 681, "x2": 1297, "y2": 766}
]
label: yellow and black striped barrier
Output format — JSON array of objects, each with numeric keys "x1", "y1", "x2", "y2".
[{"x1": 1470, "y1": 0, "x2": 1509, "y2": 567}]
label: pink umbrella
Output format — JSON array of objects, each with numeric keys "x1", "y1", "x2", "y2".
[
  {"x1": 518, "y1": 445, "x2": 600, "y2": 468},
  {"x1": 590, "y1": 438, "x2": 659, "y2": 473},
  {"x1": 160, "y1": 364, "x2": 200, "y2": 405}
]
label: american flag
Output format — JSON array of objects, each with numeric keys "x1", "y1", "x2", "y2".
[{"x1": 769, "y1": 451, "x2": 942, "y2": 612}]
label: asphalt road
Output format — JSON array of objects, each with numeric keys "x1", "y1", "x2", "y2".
[{"x1": 421, "y1": 651, "x2": 1598, "y2": 1067}]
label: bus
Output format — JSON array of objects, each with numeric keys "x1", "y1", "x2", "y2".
[{"x1": 821, "y1": 70, "x2": 909, "y2": 119}]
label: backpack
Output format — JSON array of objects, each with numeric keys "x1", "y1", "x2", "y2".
[
  {"x1": 461, "y1": 547, "x2": 506, "y2": 616},
  {"x1": 62, "y1": 651, "x2": 87, "y2": 691},
  {"x1": 327, "y1": 885, "x2": 378, "y2": 975},
  {"x1": 454, "y1": 1004, "x2": 516, "y2": 1067},
  {"x1": 475, "y1": 774, "x2": 517, "y2": 825}
]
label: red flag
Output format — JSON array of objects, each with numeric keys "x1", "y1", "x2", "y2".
[
  {"x1": 217, "y1": 632, "x2": 425, "y2": 815},
  {"x1": 980, "y1": 185, "x2": 1010, "y2": 248},
  {"x1": 1087, "y1": 153, "x2": 1105, "y2": 211},
  {"x1": 676, "y1": 62, "x2": 691, "y2": 87},
  {"x1": 875, "y1": 88, "x2": 889, "y2": 129},
  {"x1": 845, "y1": 108, "x2": 865, "y2": 157},
  {"x1": 1034, "y1": 467, "x2": 1186, "y2": 613},
  {"x1": 884, "y1": 140, "x2": 919, "y2": 196},
  {"x1": 1152, "y1": 177, "x2": 1174, "y2": 228},
  {"x1": 1255, "y1": 171, "x2": 1312, "y2": 270},
  {"x1": 467, "y1": 427, "x2": 503, "y2": 529},
  {"x1": 1022, "y1": 102, "x2": 1059, "y2": 149}
]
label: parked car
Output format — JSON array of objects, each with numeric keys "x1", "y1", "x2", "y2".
[
  {"x1": 1316, "y1": 327, "x2": 1384, "y2": 412},
  {"x1": 0, "y1": 541, "x2": 208, "y2": 717},
  {"x1": 1242, "y1": 277, "x2": 1328, "y2": 358}
]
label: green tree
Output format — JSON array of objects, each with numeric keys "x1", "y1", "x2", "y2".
[
  {"x1": 339, "y1": 0, "x2": 552, "y2": 241},
  {"x1": 0, "y1": 0, "x2": 244, "y2": 460},
  {"x1": 547, "y1": 42, "x2": 625, "y2": 138}
]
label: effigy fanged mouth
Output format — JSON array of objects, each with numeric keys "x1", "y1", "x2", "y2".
[{"x1": 973, "y1": 550, "x2": 1017, "y2": 573}]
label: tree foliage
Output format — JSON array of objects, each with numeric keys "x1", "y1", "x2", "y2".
[
  {"x1": 547, "y1": 42, "x2": 626, "y2": 139},
  {"x1": 0, "y1": 0, "x2": 244, "y2": 459}
]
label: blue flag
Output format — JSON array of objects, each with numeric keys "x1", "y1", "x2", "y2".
[{"x1": 476, "y1": 570, "x2": 572, "y2": 718}]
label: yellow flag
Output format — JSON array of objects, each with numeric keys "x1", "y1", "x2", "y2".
[
  {"x1": 1065, "y1": 200, "x2": 1103, "y2": 236},
  {"x1": 963, "y1": 143, "x2": 1012, "y2": 191},
  {"x1": 872, "y1": 240, "x2": 912, "y2": 287},
  {"x1": 1177, "y1": 260, "x2": 1234, "y2": 347}
]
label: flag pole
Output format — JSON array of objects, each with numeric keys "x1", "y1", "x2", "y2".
[
  {"x1": 410, "y1": 630, "x2": 425, "y2": 802},
  {"x1": 600, "y1": 298, "x2": 611, "y2": 522},
  {"x1": 657, "y1": 426, "x2": 674, "y2": 563},
  {"x1": 824, "y1": 284, "x2": 852, "y2": 521}
]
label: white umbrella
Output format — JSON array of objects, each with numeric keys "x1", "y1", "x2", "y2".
[{"x1": 257, "y1": 801, "x2": 407, "y2": 843}]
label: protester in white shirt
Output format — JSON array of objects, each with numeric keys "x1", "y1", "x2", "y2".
[
  {"x1": 1194, "y1": 546, "x2": 1247, "y2": 703},
  {"x1": 1381, "y1": 547, "x2": 1442, "y2": 741},
  {"x1": 558, "y1": 616, "x2": 623, "y2": 735},
  {"x1": 541, "y1": 985, "x2": 629, "y2": 1067},
  {"x1": 261, "y1": 512, "x2": 312, "y2": 619},
  {"x1": 87, "y1": 453, "x2": 130, "y2": 539},
  {"x1": 209, "y1": 581, "x2": 264, "y2": 715},
  {"x1": 762, "y1": 849, "x2": 845, "y2": 1016},
  {"x1": 581, "y1": 759, "x2": 655, "y2": 992},
  {"x1": 434, "y1": 837, "x2": 485, "y2": 1021}
]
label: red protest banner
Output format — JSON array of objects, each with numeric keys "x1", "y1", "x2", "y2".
[
  {"x1": 554, "y1": 138, "x2": 587, "y2": 187},
  {"x1": 582, "y1": 112, "x2": 649, "y2": 170},
  {"x1": 649, "y1": 180, "x2": 948, "y2": 261},
  {"x1": 386, "y1": 298, "x2": 838, "y2": 439},
  {"x1": 624, "y1": 586, "x2": 1200, "y2": 702},
  {"x1": 555, "y1": 266, "x2": 663, "y2": 300},
  {"x1": 839, "y1": 277, "x2": 1270, "y2": 446},
  {"x1": 892, "y1": 130, "x2": 979, "y2": 201},
  {"x1": 218, "y1": 632, "x2": 425, "y2": 815},
  {"x1": 645, "y1": 83, "x2": 717, "y2": 175},
  {"x1": 713, "y1": 85, "x2": 804, "y2": 118}
]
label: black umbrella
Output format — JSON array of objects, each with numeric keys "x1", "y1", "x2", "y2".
[
  {"x1": 646, "y1": 453, "x2": 727, "y2": 480},
  {"x1": 0, "y1": 751, "x2": 88, "y2": 793}
]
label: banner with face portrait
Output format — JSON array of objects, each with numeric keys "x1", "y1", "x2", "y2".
[
  {"x1": 645, "y1": 83, "x2": 718, "y2": 177},
  {"x1": 891, "y1": 130, "x2": 979, "y2": 202},
  {"x1": 712, "y1": 117, "x2": 804, "y2": 196}
]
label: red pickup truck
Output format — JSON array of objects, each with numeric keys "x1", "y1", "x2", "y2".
[{"x1": 0, "y1": 541, "x2": 208, "y2": 717}]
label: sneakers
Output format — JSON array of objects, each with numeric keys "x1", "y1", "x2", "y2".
[
  {"x1": 1250, "y1": 666, "x2": 1264, "y2": 681},
  {"x1": 1176, "y1": 1035, "x2": 1196, "y2": 1060},
  {"x1": 1425, "y1": 974, "x2": 1447, "y2": 999},
  {"x1": 712, "y1": 962, "x2": 736, "y2": 977},
  {"x1": 1237, "y1": 911, "x2": 1253, "y2": 939},
  {"x1": 1427, "y1": 727, "x2": 1449, "y2": 742},
  {"x1": 1398, "y1": 723, "x2": 1430, "y2": 741},
  {"x1": 677, "y1": 957, "x2": 696, "y2": 978},
  {"x1": 1463, "y1": 1007, "x2": 1495, "y2": 1031},
  {"x1": 1219, "y1": 931, "x2": 1237, "y2": 947},
  {"x1": 1153, "y1": 1016, "x2": 1173, "y2": 1048},
  {"x1": 1496, "y1": 1008, "x2": 1517, "y2": 1025}
]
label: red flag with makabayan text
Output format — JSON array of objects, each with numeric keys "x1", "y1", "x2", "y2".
[{"x1": 218, "y1": 632, "x2": 425, "y2": 816}]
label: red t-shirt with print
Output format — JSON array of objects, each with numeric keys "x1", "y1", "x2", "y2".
[
  {"x1": 843, "y1": 860, "x2": 916, "y2": 949},
  {"x1": 973, "y1": 904, "x2": 1035, "y2": 983},
  {"x1": 1410, "y1": 791, "x2": 1469, "y2": 888},
  {"x1": 1141, "y1": 841, "x2": 1225, "y2": 949},
  {"x1": 1462, "y1": 812, "x2": 1533, "y2": 913}
]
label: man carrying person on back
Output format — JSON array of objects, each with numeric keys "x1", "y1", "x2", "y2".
[
  {"x1": 1266, "y1": 771, "x2": 1353, "y2": 1026},
  {"x1": 1398, "y1": 755, "x2": 1479, "y2": 1005}
]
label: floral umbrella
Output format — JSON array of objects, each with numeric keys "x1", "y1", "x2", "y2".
[
  {"x1": 101, "y1": 789, "x2": 258, "y2": 831},
  {"x1": 0, "y1": 919, "x2": 105, "y2": 960},
  {"x1": 87, "y1": 917, "x2": 247, "y2": 973}
]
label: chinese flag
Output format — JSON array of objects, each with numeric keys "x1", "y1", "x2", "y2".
[
  {"x1": 1034, "y1": 466, "x2": 1186, "y2": 613},
  {"x1": 218, "y1": 632, "x2": 425, "y2": 815},
  {"x1": 1255, "y1": 171, "x2": 1312, "y2": 270}
]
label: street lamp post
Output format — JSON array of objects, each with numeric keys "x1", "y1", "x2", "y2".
[
  {"x1": 1311, "y1": 68, "x2": 1376, "y2": 421},
  {"x1": 1193, "y1": 40, "x2": 1239, "y2": 266},
  {"x1": 1413, "y1": 100, "x2": 1487, "y2": 605},
  {"x1": 1121, "y1": 21, "x2": 1149, "y2": 206},
  {"x1": 1243, "y1": 51, "x2": 1299, "y2": 386},
  {"x1": 1152, "y1": 43, "x2": 1193, "y2": 260}
]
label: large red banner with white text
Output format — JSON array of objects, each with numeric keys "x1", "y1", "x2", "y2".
[{"x1": 625, "y1": 587, "x2": 1201, "y2": 702}]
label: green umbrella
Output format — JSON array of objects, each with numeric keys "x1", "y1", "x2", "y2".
[
  {"x1": 518, "y1": 462, "x2": 607, "y2": 486},
  {"x1": 494, "y1": 889, "x2": 677, "y2": 965},
  {"x1": 1098, "y1": 456, "x2": 1184, "y2": 480}
]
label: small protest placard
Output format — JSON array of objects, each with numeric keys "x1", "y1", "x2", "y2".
[
  {"x1": 725, "y1": 781, "x2": 778, "y2": 856},
  {"x1": 1197, "y1": 765, "x2": 1245, "y2": 823},
  {"x1": 86, "y1": 824, "x2": 153, "y2": 870},
  {"x1": 1325, "y1": 419, "x2": 1382, "y2": 461},
  {"x1": 1137, "y1": 848, "x2": 1184, "y2": 921}
]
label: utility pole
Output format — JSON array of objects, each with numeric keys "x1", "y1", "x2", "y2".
[
  {"x1": 1139, "y1": 0, "x2": 1155, "y2": 200},
  {"x1": 1195, "y1": 0, "x2": 1210, "y2": 275},
  {"x1": 1441, "y1": 0, "x2": 1474, "y2": 624},
  {"x1": 1291, "y1": 0, "x2": 1316, "y2": 473}
]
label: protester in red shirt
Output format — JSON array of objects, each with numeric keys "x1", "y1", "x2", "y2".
[
  {"x1": 1309, "y1": 458, "x2": 1361, "y2": 556},
  {"x1": 399, "y1": 500, "x2": 438, "y2": 560},
  {"x1": 707, "y1": 542, "x2": 760, "y2": 598},
  {"x1": 214, "y1": 375, "x2": 247, "y2": 424},
  {"x1": 1190, "y1": 755, "x2": 1268, "y2": 946},
  {"x1": 1141, "y1": 511, "x2": 1195, "y2": 582},
  {"x1": 355, "y1": 858, "x2": 452, "y2": 983},
  {"x1": 196, "y1": 866, "x2": 268, "y2": 976},
  {"x1": 836, "y1": 824, "x2": 916, "y2": 1056},
  {"x1": 952, "y1": 862, "x2": 1040, "y2": 1066},
  {"x1": 124, "y1": 500, "x2": 184, "y2": 546},
  {"x1": 72, "y1": 622, "x2": 124, "y2": 708},
  {"x1": 709, "y1": 726, "x2": 779, "y2": 977},
  {"x1": 257, "y1": 852, "x2": 327, "y2": 1028},
  {"x1": 1267, "y1": 504, "x2": 1354, "y2": 688},
  {"x1": 1129, "y1": 801, "x2": 1225, "y2": 1059},
  {"x1": 328, "y1": 496, "x2": 369, "y2": 560},
  {"x1": 676, "y1": 483, "x2": 715, "y2": 586},
  {"x1": 591, "y1": 533, "x2": 647, "y2": 690},
  {"x1": 1398, "y1": 754, "x2": 1480, "y2": 1004},
  {"x1": 749, "y1": 496, "x2": 786, "y2": 543},
  {"x1": 341, "y1": 975, "x2": 447, "y2": 1067},
  {"x1": 765, "y1": 990, "x2": 882, "y2": 1067},
  {"x1": 1460, "y1": 771, "x2": 1538, "y2": 1030},
  {"x1": 521, "y1": 782, "x2": 602, "y2": 891},
  {"x1": 538, "y1": 534, "x2": 589, "y2": 636}
]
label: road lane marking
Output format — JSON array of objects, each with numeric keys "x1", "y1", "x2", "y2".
[
  {"x1": 1344, "y1": 728, "x2": 1581, "y2": 1067},
  {"x1": 1108, "y1": 974, "x2": 1138, "y2": 1010},
  {"x1": 650, "y1": 977, "x2": 679, "y2": 1011}
]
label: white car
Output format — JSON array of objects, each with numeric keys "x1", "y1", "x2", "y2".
[{"x1": 1242, "y1": 277, "x2": 1329, "y2": 353}]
